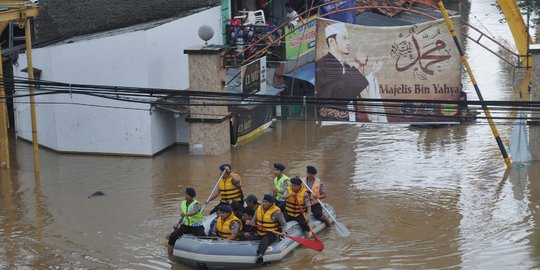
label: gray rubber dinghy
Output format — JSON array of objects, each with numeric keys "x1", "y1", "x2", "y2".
[{"x1": 170, "y1": 204, "x2": 335, "y2": 269}]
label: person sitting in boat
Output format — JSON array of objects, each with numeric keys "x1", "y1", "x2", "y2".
[
  {"x1": 244, "y1": 194, "x2": 260, "y2": 214},
  {"x1": 282, "y1": 177, "x2": 312, "y2": 239},
  {"x1": 206, "y1": 164, "x2": 244, "y2": 215},
  {"x1": 240, "y1": 194, "x2": 259, "y2": 239},
  {"x1": 167, "y1": 187, "x2": 206, "y2": 256},
  {"x1": 246, "y1": 194, "x2": 287, "y2": 264},
  {"x1": 272, "y1": 163, "x2": 290, "y2": 211},
  {"x1": 241, "y1": 207, "x2": 256, "y2": 240},
  {"x1": 212, "y1": 205, "x2": 244, "y2": 240},
  {"x1": 304, "y1": 166, "x2": 332, "y2": 227},
  {"x1": 230, "y1": 200, "x2": 245, "y2": 219}
]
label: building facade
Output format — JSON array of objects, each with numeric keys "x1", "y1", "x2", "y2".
[{"x1": 13, "y1": 6, "x2": 223, "y2": 156}]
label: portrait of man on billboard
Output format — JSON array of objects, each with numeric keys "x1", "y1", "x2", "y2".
[
  {"x1": 316, "y1": 22, "x2": 386, "y2": 122},
  {"x1": 315, "y1": 17, "x2": 461, "y2": 123}
]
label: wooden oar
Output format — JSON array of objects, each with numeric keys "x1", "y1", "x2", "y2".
[
  {"x1": 299, "y1": 177, "x2": 351, "y2": 237},
  {"x1": 201, "y1": 170, "x2": 227, "y2": 213},
  {"x1": 248, "y1": 223, "x2": 324, "y2": 252},
  {"x1": 174, "y1": 170, "x2": 225, "y2": 228}
]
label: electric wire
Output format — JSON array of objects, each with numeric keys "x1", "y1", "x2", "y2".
[{"x1": 3, "y1": 77, "x2": 540, "y2": 124}]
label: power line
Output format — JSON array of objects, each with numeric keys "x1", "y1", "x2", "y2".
[{"x1": 3, "y1": 78, "x2": 540, "y2": 124}]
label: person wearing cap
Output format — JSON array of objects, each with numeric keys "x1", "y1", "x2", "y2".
[
  {"x1": 316, "y1": 22, "x2": 368, "y2": 100},
  {"x1": 206, "y1": 164, "x2": 244, "y2": 215},
  {"x1": 212, "y1": 205, "x2": 243, "y2": 240},
  {"x1": 282, "y1": 177, "x2": 311, "y2": 239},
  {"x1": 244, "y1": 194, "x2": 260, "y2": 214},
  {"x1": 241, "y1": 194, "x2": 259, "y2": 239},
  {"x1": 304, "y1": 166, "x2": 332, "y2": 227},
  {"x1": 167, "y1": 187, "x2": 206, "y2": 256},
  {"x1": 271, "y1": 163, "x2": 290, "y2": 211},
  {"x1": 246, "y1": 194, "x2": 287, "y2": 264}
]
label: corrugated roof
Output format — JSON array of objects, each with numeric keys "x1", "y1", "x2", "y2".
[
  {"x1": 355, "y1": 0, "x2": 441, "y2": 17},
  {"x1": 356, "y1": 0, "x2": 407, "y2": 17},
  {"x1": 355, "y1": 1, "x2": 445, "y2": 26}
]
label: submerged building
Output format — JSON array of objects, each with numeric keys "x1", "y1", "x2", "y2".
[
  {"x1": 7, "y1": 1, "x2": 222, "y2": 156},
  {"x1": 5, "y1": 0, "x2": 456, "y2": 155}
]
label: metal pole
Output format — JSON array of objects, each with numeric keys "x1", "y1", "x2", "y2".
[
  {"x1": 24, "y1": 18, "x2": 40, "y2": 173},
  {"x1": 0, "y1": 47, "x2": 9, "y2": 169},
  {"x1": 437, "y1": 1, "x2": 512, "y2": 169}
]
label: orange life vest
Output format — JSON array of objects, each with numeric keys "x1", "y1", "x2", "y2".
[{"x1": 307, "y1": 178, "x2": 321, "y2": 205}]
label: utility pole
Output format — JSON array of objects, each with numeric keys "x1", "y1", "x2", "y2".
[
  {"x1": 438, "y1": 0, "x2": 512, "y2": 169},
  {"x1": 0, "y1": 2, "x2": 40, "y2": 171},
  {"x1": 529, "y1": 25, "x2": 540, "y2": 159},
  {"x1": 24, "y1": 18, "x2": 40, "y2": 173},
  {"x1": 0, "y1": 46, "x2": 9, "y2": 169}
]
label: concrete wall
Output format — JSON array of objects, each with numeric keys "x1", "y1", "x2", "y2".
[
  {"x1": 34, "y1": 0, "x2": 220, "y2": 44},
  {"x1": 14, "y1": 6, "x2": 222, "y2": 155},
  {"x1": 186, "y1": 48, "x2": 230, "y2": 155},
  {"x1": 176, "y1": 115, "x2": 190, "y2": 144}
]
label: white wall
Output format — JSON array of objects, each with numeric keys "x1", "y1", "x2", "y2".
[
  {"x1": 14, "y1": 6, "x2": 223, "y2": 155},
  {"x1": 145, "y1": 8, "x2": 223, "y2": 90}
]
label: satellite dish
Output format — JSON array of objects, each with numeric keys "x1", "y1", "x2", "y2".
[{"x1": 198, "y1": 25, "x2": 214, "y2": 46}]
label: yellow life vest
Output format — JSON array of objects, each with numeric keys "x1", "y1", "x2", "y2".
[
  {"x1": 219, "y1": 173, "x2": 243, "y2": 203},
  {"x1": 285, "y1": 185, "x2": 307, "y2": 217},
  {"x1": 308, "y1": 178, "x2": 321, "y2": 205},
  {"x1": 256, "y1": 204, "x2": 280, "y2": 236},
  {"x1": 216, "y1": 213, "x2": 243, "y2": 240}
]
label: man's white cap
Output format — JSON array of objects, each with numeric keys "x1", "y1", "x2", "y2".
[{"x1": 324, "y1": 22, "x2": 347, "y2": 38}]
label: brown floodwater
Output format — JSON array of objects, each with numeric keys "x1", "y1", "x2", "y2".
[{"x1": 1, "y1": 0, "x2": 540, "y2": 269}]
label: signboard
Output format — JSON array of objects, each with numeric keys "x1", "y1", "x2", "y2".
[
  {"x1": 241, "y1": 56, "x2": 266, "y2": 95},
  {"x1": 315, "y1": 18, "x2": 462, "y2": 123},
  {"x1": 285, "y1": 15, "x2": 318, "y2": 60},
  {"x1": 221, "y1": 0, "x2": 231, "y2": 43}
]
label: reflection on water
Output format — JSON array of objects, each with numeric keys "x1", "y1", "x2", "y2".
[{"x1": 1, "y1": 0, "x2": 540, "y2": 269}]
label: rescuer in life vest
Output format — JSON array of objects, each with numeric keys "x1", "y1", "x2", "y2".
[
  {"x1": 304, "y1": 166, "x2": 332, "y2": 227},
  {"x1": 282, "y1": 177, "x2": 312, "y2": 239},
  {"x1": 167, "y1": 187, "x2": 205, "y2": 256},
  {"x1": 246, "y1": 194, "x2": 287, "y2": 264},
  {"x1": 271, "y1": 162, "x2": 290, "y2": 211},
  {"x1": 206, "y1": 164, "x2": 244, "y2": 215},
  {"x1": 212, "y1": 205, "x2": 243, "y2": 240}
]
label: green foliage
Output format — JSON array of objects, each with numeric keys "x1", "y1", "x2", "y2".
[
  {"x1": 494, "y1": 0, "x2": 540, "y2": 26},
  {"x1": 517, "y1": 0, "x2": 540, "y2": 24},
  {"x1": 517, "y1": 0, "x2": 540, "y2": 13}
]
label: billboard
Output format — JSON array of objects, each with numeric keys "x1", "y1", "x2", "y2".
[
  {"x1": 285, "y1": 15, "x2": 318, "y2": 60},
  {"x1": 241, "y1": 56, "x2": 267, "y2": 95},
  {"x1": 315, "y1": 18, "x2": 462, "y2": 123}
]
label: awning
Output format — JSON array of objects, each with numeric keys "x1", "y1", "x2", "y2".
[{"x1": 284, "y1": 63, "x2": 315, "y2": 86}]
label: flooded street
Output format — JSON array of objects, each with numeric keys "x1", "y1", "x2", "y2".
[{"x1": 2, "y1": 0, "x2": 540, "y2": 269}]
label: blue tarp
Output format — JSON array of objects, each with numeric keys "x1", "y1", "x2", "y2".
[
  {"x1": 320, "y1": 0, "x2": 356, "y2": 24},
  {"x1": 284, "y1": 63, "x2": 315, "y2": 85}
]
